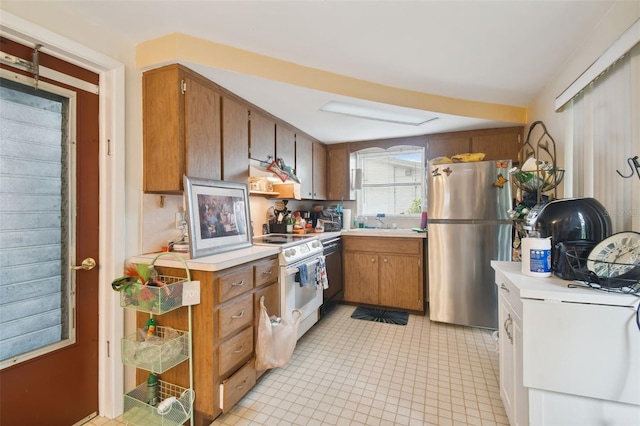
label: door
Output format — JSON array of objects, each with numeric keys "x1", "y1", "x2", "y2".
[{"x1": 0, "y1": 38, "x2": 100, "y2": 425}]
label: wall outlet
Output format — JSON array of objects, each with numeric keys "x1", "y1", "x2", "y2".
[{"x1": 175, "y1": 212, "x2": 185, "y2": 229}]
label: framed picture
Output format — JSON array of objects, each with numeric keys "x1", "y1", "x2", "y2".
[{"x1": 183, "y1": 176, "x2": 252, "y2": 258}]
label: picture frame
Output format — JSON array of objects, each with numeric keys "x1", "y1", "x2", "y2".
[{"x1": 183, "y1": 176, "x2": 253, "y2": 258}]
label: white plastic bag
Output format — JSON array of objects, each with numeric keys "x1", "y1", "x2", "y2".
[{"x1": 255, "y1": 296, "x2": 302, "y2": 371}]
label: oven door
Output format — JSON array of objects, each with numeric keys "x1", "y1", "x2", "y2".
[{"x1": 282, "y1": 256, "x2": 323, "y2": 339}]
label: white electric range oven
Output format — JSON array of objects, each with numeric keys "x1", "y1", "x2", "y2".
[{"x1": 252, "y1": 233, "x2": 324, "y2": 339}]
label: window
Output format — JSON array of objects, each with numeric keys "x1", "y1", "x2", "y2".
[{"x1": 355, "y1": 146, "x2": 425, "y2": 215}]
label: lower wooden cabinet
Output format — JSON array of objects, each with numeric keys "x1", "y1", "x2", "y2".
[
  {"x1": 140, "y1": 255, "x2": 279, "y2": 426},
  {"x1": 343, "y1": 236, "x2": 425, "y2": 313}
]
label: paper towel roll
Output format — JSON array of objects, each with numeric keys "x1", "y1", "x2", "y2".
[
  {"x1": 521, "y1": 237, "x2": 552, "y2": 277},
  {"x1": 342, "y1": 209, "x2": 352, "y2": 230}
]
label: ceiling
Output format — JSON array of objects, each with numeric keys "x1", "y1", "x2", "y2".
[{"x1": 34, "y1": 1, "x2": 616, "y2": 143}]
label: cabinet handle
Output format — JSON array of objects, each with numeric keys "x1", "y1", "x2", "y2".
[
  {"x1": 262, "y1": 270, "x2": 273, "y2": 275},
  {"x1": 231, "y1": 310, "x2": 245, "y2": 319},
  {"x1": 236, "y1": 379, "x2": 247, "y2": 390},
  {"x1": 500, "y1": 283, "x2": 510, "y2": 292},
  {"x1": 232, "y1": 344, "x2": 244, "y2": 353},
  {"x1": 231, "y1": 280, "x2": 245, "y2": 287},
  {"x1": 504, "y1": 314, "x2": 513, "y2": 344}
]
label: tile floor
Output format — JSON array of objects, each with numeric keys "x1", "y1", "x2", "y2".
[{"x1": 90, "y1": 303, "x2": 508, "y2": 426}]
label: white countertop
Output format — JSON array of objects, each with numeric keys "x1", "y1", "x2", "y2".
[
  {"x1": 129, "y1": 245, "x2": 280, "y2": 272},
  {"x1": 491, "y1": 261, "x2": 639, "y2": 307},
  {"x1": 130, "y1": 229, "x2": 425, "y2": 272}
]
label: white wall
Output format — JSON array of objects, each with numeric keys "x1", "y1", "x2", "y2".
[{"x1": 527, "y1": 1, "x2": 640, "y2": 177}]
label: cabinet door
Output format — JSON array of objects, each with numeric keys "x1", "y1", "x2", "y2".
[
  {"x1": 143, "y1": 66, "x2": 183, "y2": 192},
  {"x1": 221, "y1": 96, "x2": 249, "y2": 183},
  {"x1": 327, "y1": 144, "x2": 353, "y2": 201},
  {"x1": 275, "y1": 124, "x2": 295, "y2": 168},
  {"x1": 379, "y1": 254, "x2": 423, "y2": 311},
  {"x1": 249, "y1": 110, "x2": 275, "y2": 161},
  {"x1": 471, "y1": 131, "x2": 521, "y2": 163},
  {"x1": 312, "y1": 142, "x2": 327, "y2": 200},
  {"x1": 343, "y1": 252, "x2": 378, "y2": 305},
  {"x1": 426, "y1": 134, "x2": 470, "y2": 160},
  {"x1": 185, "y1": 75, "x2": 221, "y2": 181},
  {"x1": 498, "y1": 292, "x2": 515, "y2": 424},
  {"x1": 296, "y1": 134, "x2": 313, "y2": 198}
]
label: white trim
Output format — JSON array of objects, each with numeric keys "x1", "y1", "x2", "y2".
[
  {"x1": 1, "y1": 11, "x2": 126, "y2": 419},
  {"x1": 555, "y1": 18, "x2": 640, "y2": 111}
]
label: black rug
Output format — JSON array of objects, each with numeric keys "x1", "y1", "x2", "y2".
[{"x1": 351, "y1": 307, "x2": 409, "y2": 325}]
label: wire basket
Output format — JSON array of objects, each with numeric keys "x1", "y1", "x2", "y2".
[
  {"x1": 121, "y1": 326, "x2": 190, "y2": 373},
  {"x1": 123, "y1": 380, "x2": 194, "y2": 426},
  {"x1": 120, "y1": 276, "x2": 186, "y2": 314},
  {"x1": 120, "y1": 252, "x2": 192, "y2": 314},
  {"x1": 511, "y1": 168, "x2": 565, "y2": 193},
  {"x1": 566, "y1": 250, "x2": 640, "y2": 294}
]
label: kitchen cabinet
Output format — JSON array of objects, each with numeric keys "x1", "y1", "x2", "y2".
[
  {"x1": 275, "y1": 124, "x2": 295, "y2": 168},
  {"x1": 492, "y1": 261, "x2": 640, "y2": 426},
  {"x1": 471, "y1": 131, "x2": 522, "y2": 163},
  {"x1": 249, "y1": 110, "x2": 275, "y2": 162},
  {"x1": 297, "y1": 135, "x2": 327, "y2": 200},
  {"x1": 425, "y1": 126, "x2": 523, "y2": 163},
  {"x1": 221, "y1": 96, "x2": 249, "y2": 183},
  {"x1": 136, "y1": 255, "x2": 279, "y2": 425},
  {"x1": 496, "y1": 274, "x2": 527, "y2": 426},
  {"x1": 326, "y1": 144, "x2": 354, "y2": 201},
  {"x1": 343, "y1": 236, "x2": 424, "y2": 312},
  {"x1": 143, "y1": 64, "x2": 221, "y2": 193}
]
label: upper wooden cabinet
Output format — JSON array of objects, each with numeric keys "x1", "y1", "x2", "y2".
[
  {"x1": 471, "y1": 131, "x2": 522, "y2": 163},
  {"x1": 248, "y1": 110, "x2": 275, "y2": 162},
  {"x1": 221, "y1": 96, "x2": 249, "y2": 183},
  {"x1": 275, "y1": 124, "x2": 295, "y2": 168},
  {"x1": 296, "y1": 135, "x2": 326, "y2": 200},
  {"x1": 326, "y1": 144, "x2": 353, "y2": 201},
  {"x1": 425, "y1": 127, "x2": 523, "y2": 163},
  {"x1": 143, "y1": 64, "x2": 221, "y2": 193},
  {"x1": 312, "y1": 142, "x2": 327, "y2": 200}
]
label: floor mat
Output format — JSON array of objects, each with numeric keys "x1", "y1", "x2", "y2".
[{"x1": 351, "y1": 307, "x2": 409, "y2": 325}]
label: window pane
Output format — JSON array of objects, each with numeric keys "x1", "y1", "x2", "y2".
[
  {"x1": 0, "y1": 79, "x2": 70, "y2": 362},
  {"x1": 357, "y1": 147, "x2": 425, "y2": 215}
]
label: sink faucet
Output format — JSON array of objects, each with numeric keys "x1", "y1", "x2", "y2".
[{"x1": 376, "y1": 214, "x2": 388, "y2": 229}]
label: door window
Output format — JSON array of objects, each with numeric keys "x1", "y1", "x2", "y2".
[{"x1": 0, "y1": 76, "x2": 77, "y2": 367}]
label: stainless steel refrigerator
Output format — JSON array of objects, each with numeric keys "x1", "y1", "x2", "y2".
[{"x1": 427, "y1": 160, "x2": 512, "y2": 329}]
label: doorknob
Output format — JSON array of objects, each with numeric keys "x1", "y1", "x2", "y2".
[{"x1": 70, "y1": 257, "x2": 96, "y2": 270}]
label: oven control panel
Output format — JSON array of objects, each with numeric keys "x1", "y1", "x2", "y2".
[{"x1": 281, "y1": 240, "x2": 323, "y2": 263}]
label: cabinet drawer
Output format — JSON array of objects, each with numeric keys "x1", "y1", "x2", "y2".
[
  {"x1": 254, "y1": 258, "x2": 278, "y2": 287},
  {"x1": 217, "y1": 266, "x2": 253, "y2": 303},
  {"x1": 495, "y1": 270, "x2": 522, "y2": 320},
  {"x1": 218, "y1": 294, "x2": 254, "y2": 339},
  {"x1": 343, "y1": 237, "x2": 421, "y2": 255},
  {"x1": 219, "y1": 326, "x2": 253, "y2": 376},
  {"x1": 220, "y1": 360, "x2": 256, "y2": 413}
]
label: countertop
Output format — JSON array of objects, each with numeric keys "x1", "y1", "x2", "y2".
[
  {"x1": 130, "y1": 229, "x2": 425, "y2": 272},
  {"x1": 491, "y1": 261, "x2": 639, "y2": 307}
]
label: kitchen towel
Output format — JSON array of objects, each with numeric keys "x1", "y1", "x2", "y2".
[
  {"x1": 315, "y1": 255, "x2": 328, "y2": 290},
  {"x1": 296, "y1": 264, "x2": 309, "y2": 286}
]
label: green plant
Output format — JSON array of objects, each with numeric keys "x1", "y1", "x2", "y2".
[{"x1": 406, "y1": 199, "x2": 422, "y2": 214}]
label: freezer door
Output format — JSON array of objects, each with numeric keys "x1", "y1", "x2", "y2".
[
  {"x1": 428, "y1": 222, "x2": 512, "y2": 329},
  {"x1": 427, "y1": 160, "x2": 512, "y2": 220}
]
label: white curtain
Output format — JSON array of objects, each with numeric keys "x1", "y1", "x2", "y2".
[{"x1": 565, "y1": 43, "x2": 640, "y2": 233}]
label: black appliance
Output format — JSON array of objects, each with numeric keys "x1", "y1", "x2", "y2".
[
  {"x1": 524, "y1": 197, "x2": 612, "y2": 279},
  {"x1": 310, "y1": 208, "x2": 342, "y2": 232}
]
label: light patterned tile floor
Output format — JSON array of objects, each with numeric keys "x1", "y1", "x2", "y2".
[{"x1": 90, "y1": 303, "x2": 507, "y2": 426}]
